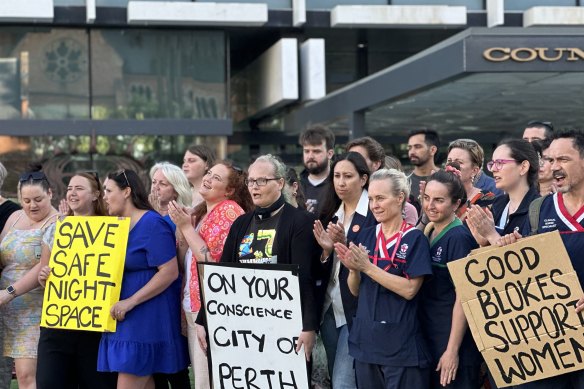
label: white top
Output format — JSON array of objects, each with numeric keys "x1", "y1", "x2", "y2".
[
  {"x1": 182, "y1": 248, "x2": 193, "y2": 312},
  {"x1": 322, "y1": 189, "x2": 369, "y2": 328}
]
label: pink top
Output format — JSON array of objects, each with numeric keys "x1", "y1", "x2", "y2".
[
  {"x1": 403, "y1": 201, "x2": 419, "y2": 226},
  {"x1": 189, "y1": 200, "x2": 244, "y2": 311}
]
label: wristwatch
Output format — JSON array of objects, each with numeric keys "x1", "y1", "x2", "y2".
[{"x1": 6, "y1": 285, "x2": 16, "y2": 296}]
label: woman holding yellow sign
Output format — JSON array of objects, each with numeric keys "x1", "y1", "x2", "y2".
[
  {"x1": 37, "y1": 171, "x2": 117, "y2": 389},
  {"x1": 98, "y1": 169, "x2": 188, "y2": 389},
  {"x1": 0, "y1": 168, "x2": 58, "y2": 389}
]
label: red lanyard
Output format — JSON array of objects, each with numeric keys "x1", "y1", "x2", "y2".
[{"x1": 371, "y1": 221, "x2": 408, "y2": 271}]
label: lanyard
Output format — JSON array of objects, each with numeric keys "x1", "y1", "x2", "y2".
[
  {"x1": 371, "y1": 221, "x2": 408, "y2": 272},
  {"x1": 497, "y1": 202, "x2": 510, "y2": 231}
]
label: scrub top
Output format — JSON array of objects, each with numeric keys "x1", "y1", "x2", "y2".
[
  {"x1": 348, "y1": 223, "x2": 433, "y2": 367},
  {"x1": 525, "y1": 192, "x2": 584, "y2": 282},
  {"x1": 419, "y1": 219, "x2": 481, "y2": 367}
]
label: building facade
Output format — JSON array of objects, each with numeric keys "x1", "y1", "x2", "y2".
[{"x1": 0, "y1": 0, "x2": 583, "y2": 197}]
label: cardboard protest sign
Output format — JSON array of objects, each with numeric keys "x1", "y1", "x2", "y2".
[
  {"x1": 199, "y1": 262, "x2": 309, "y2": 389},
  {"x1": 41, "y1": 216, "x2": 130, "y2": 332},
  {"x1": 448, "y1": 231, "x2": 584, "y2": 387}
]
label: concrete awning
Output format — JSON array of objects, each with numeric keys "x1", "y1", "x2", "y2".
[{"x1": 284, "y1": 27, "x2": 584, "y2": 142}]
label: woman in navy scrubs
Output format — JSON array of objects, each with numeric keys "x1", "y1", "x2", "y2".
[
  {"x1": 419, "y1": 166, "x2": 481, "y2": 388},
  {"x1": 335, "y1": 168, "x2": 433, "y2": 389}
]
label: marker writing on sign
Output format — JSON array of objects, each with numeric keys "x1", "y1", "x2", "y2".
[
  {"x1": 55, "y1": 221, "x2": 119, "y2": 249},
  {"x1": 206, "y1": 272, "x2": 294, "y2": 301},
  {"x1": 218, "y1": 364, "x2": 298, "y2": 389}
]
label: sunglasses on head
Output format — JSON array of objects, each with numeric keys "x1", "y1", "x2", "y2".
[
  {"x1": 116, "y1": 169, "x2": 130, "y2": 187},
  {"x1": 19, "y1": 171, "x2": 47, "y2": 182}
]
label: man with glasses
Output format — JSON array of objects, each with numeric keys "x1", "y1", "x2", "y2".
[
  {"x1": 523, "y1": 120, "x2": 554, "y2": 143},
  {"x1": 299, "y1": 125, "x2": 335, "y2": 215}
]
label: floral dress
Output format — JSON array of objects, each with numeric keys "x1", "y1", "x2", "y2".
[{"x1": 0, "y1": 211, "x2": 56, "y2": 358}]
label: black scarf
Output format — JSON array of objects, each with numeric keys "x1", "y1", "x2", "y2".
[{"x1": 254, "y1": 194, "x2": 286, "y2": 220}]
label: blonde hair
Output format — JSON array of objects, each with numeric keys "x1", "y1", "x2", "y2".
[
  {"x1": 149, "y1": 162, "x2": 192, "y2": 208},
  {"x1": 370, "y1": 168, "x2": 410, "y2": 209},
  {"x1": 448, "y1": 139, "x2": 485, "y2": 169}
]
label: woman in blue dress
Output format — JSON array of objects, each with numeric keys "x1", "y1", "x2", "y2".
[
  {"x1": 98, "y1": 169, "x2": 189, "y2": 389},
  {"x1": 334, "y1": 168, "x2": 433, "y2": 389},
  {"x1": 419, "y1": 165, "x2": 481, "y2": 388}
]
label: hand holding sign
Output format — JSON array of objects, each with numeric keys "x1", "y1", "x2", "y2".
[
  {"x1": 496, "y1": 230, "x2": 523, "y2": 247},
  {"x1": 38, "y1": 265, "x2": 51, "y2": 287}
]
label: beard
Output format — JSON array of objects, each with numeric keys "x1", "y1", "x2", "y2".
[
  {"x1": 305, "y1": 158, "x2": 329, "y2": 175},
  {"x1": 409, "y1": 154, "x2": 429, "y2": 167}
]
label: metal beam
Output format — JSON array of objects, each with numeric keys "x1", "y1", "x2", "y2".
[
  {"x1": 0, "y1": 119, "x2": 232, "y2": 136},
  {"x1": 349, "y1": 111, "x2": 365, "y2": 140},
  {"x1": 284, "y1": 30, "x2": 468, "y2": 131}
]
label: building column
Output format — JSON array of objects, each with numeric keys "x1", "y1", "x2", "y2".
[{"x1": 348, "y1": 111, "x2": 365, "y2": 140}]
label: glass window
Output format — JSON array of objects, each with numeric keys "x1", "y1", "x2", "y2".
[
  {"x1": 197, "y1": 0, "x2": 290, "y2": 9},
  {"x1": 391, "y1": 0, "x2": 483, "y2": 10},
  {"x1": 309, "y1": 0, "x2": 387, "y2": 10},
  {"x1": 0, "y1": 134, "x2": 226, "y2": 203},
  {"x1": 90, "y1": 30, "x2": 226, "y2": 120},
  {"x1": 505, "y1": 0, "x2": 576, "y2": 11},
  {"x1": 0, "y1": 28, "x2": 90, "y2": 120},
  {"x1": 0, "y1": 28, "x2": 227, "y2": 121},
  {"x1": 95, "y1": 0, "x2": 191, "y2": 6},
  {"x1": 54, "y1": 0, "x2": 85, "y2": 5}
]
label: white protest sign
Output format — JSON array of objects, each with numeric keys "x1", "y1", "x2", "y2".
[{"x1": 199, "y1": 262, "x2": 309, "y2": 389}]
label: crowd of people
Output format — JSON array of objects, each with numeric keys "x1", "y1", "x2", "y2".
[{"x1": 0, "y1": 119, "x2": 583, "y2": 389}]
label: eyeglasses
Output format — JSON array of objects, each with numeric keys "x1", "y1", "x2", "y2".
[
  {"x1": 486, "y1": 159, "x2": 517, "y2": 172},
  {"x1": 19, "y1": 171, "x2": 47, "y2": 182},
  {"x1": 116, "y1": 169, "x2": 130, "y2": 187},
  {"x1": 245, "y1": 177, "x2": 281, "y2": 187}
]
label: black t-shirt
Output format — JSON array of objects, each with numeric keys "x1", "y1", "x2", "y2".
[
  {"x1": 408, "y1": 173, "x2": 429, "y2": 200},
  {"x1": 300, "y1": 171, "x2": 330, "y2": 216},
  {"x1": 238, "y1": 211, "x2": 282, "y2": 264},
  {"x1": 0, "y1": 200, "x2": 21, "y2": 232}
]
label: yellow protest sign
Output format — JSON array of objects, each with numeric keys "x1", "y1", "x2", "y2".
[
  {"x1": 41, "y1": 216, "x2": 130, "y2": 332},
  {"x1": 448, "y1": 231, "x2": 584, "y2": 387}
]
